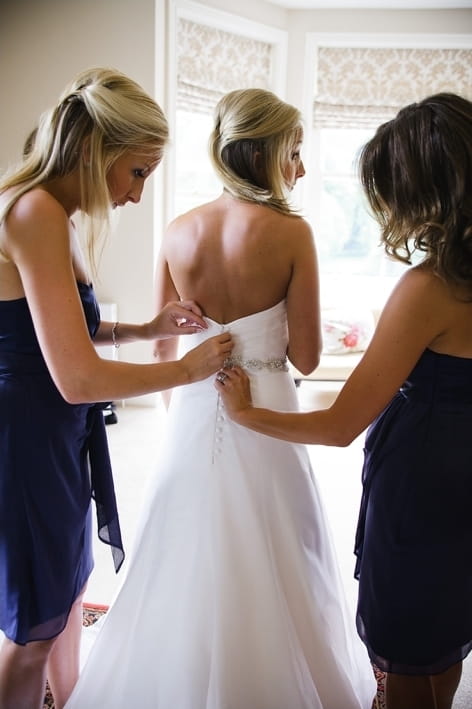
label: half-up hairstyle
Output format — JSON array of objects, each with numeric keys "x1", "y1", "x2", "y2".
[
  {"x1": 0, "y1": 67, "x2": 169, "y2": 272},
  {"x1": 359, "y1": 92, "x2": 472, "y2": 294},
  {"x1": 209, "y1": 88, "x2": 303, "y2": 216}
]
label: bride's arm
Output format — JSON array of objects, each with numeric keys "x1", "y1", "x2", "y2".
[
  {"x1": 285, "y1": 219, "x2": 322, "y2": 375},
  {"x1": 152, "y1": 235, "x2": 182, "y2": 408}
]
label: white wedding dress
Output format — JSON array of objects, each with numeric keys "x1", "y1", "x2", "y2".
[{"x1": 65, "y1": 301, "x2": 376, "y2": 709}]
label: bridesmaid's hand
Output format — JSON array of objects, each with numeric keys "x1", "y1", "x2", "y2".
[
  {"x1": 148, "y1": 300, "x2": 207, "y2": 339},
  {"x1": 215, "y1": 366, "x2": 253, "y2": 421},
  {"x1": 181, "y1": 333, "x2": 233, "y2": 383}
]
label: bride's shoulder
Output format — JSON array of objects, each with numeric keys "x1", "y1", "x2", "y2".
[{"x1": 167, "y1": 198, "x2": 220, "y2": 229}]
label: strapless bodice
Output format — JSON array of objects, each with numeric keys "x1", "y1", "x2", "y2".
[
  {"x1": 0, "y1": 282, "x2": 99, "y2": 356},
  {"x1": 401, "y1": 347, "x2": 472, "y2": 405},
  {"x1": 180, "y1": 300, "x2": 288, "y2": 371}
]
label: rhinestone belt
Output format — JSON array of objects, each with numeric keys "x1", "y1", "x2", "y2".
[{"x1": 223, "y1": 355, "x2": 288, "y2": 372}]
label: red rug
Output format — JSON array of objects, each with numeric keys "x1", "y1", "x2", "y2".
[
  {"x1": 373, "y1": 664, "x2": 386, "y2": 708},
  {"x1": 43, "y1": 604, "x2": 386, "y2": 708}
]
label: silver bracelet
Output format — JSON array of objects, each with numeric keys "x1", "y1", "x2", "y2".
[{"x1": 111, "y1": 321, "x2": 120, "y2": 348}]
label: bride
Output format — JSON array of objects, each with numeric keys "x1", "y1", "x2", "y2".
[{"x1": 65, "y1": 88, "x2": 376, "y2": 709}]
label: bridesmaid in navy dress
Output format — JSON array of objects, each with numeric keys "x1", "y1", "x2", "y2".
[
  {"x1": 0, "y1": 67, "x2": 233, "y2": 709},
  {"x1": 218, "y1": 92, "x2": 472, "y2": 709}
]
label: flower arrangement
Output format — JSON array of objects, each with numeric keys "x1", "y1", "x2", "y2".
[{"x1": 322, "y1": 309, "x2": 375, "y2": 355}]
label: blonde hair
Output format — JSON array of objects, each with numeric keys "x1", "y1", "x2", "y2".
[
  {"x1": 0, "y1": 67, "x2": 169, "y2": 272},
  {"x1": 209, "y1": 88, "x2": 303, "y2": 216}
]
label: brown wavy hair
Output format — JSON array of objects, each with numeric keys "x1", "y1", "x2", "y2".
[{"x1": 359, "y1": 92, "x2": 472, "y2": 294}]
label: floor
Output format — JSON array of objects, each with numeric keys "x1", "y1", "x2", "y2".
[{"x1": 86, "y1": 382, "x2": 472, "y2": 708}]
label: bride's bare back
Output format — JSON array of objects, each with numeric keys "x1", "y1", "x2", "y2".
[
  {"x1": 154, "y1": 87, "x2": 322, "y2": 377},
  {"x1": 155, "y1": 192, "x2": 321, "y2": 375}
]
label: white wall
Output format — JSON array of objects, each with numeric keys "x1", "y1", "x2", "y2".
[
  {"x1": 1, "y1": 0, "x2": 470, "y2": 404},
  {"x1": 0, "y1": 0, "x2": 157, "y2": 389}
]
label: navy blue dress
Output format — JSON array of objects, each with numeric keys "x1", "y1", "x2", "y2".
[
  {"x1": 0, "y1": 282, "x2": 124, "y2": 645},
  {"x1": 355, "y1": 348, "x2": 472, "y2": 675}
]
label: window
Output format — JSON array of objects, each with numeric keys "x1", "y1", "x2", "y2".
[
  {"x1": 174, "y1": 109, "x2": 220, "y2": 216},
  {"x1": 164, "y1": 3, "x2": 287, "y2": 223},
  {"x1": 306, "y1": 127, "x2": 405, "y2": 310},
  {"x1": 306, "y1": 39, "x2": 472, "y2": 310}
]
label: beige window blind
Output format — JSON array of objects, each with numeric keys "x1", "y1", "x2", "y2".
[
  {"x1": 313, "y1": 46, "x2": 472, "y2": 128},
  {"x1": 177, "y1": 18, "x2": 273, "y2": 114}
]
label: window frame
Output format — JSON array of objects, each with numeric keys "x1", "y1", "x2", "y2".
[
  {"x1": 299, "y1": 31, "x2": 472, "y2": 309},
  {"x1": 154, "y1": 0, "x2": 288, "y2": 258}
]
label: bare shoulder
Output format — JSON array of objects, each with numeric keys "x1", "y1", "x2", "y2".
[
  {"x1": 280, "y1": 213, "x2": 315, "y2": 260},
  {"x1": 241, "y1": 206, "x2": 314, "y2": 251},
  {"x1": 165, "y1": 199, "x2": 220, "y2": 237},
  {"x1": 375, "y1": 264, "x2": 455, "y2": 354},
  {"x1": 392, "y1": 264, "x2": 450, "y2": 304},
  {"x1": 5, "y1": 188, "x2": 67, "y2": 233},
  {"x1": 399, "y1": 263, "x2": 436, "y2": 286},
  {"x1": 2, "y1": 188, "x2": 70, "y2": 265},
  {"x1": 288, "y1": 213, "x2": 314, "y2": 240}
]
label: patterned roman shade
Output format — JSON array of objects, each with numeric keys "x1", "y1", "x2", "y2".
[
  {"x1": 313, "y1": 46, "x2": 472, "y2": 128},
  {"x1": 177, "y1": 18, "x2": 273, "y2": 114}
]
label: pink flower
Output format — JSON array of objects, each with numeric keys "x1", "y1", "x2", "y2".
[{"x1": 342, "y1": 328, "x2": 359, "y2": 348}]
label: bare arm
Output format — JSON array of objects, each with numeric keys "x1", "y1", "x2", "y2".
[
  {"x1": 152, "y1": 232, "x2": 182, "y2": 363},
  {"x1": 94, "y1": 299, "x2": 207, "y2": 346},
  {"x1": 217, "y1": 268, "x2": 445, "y2": 446},
  {"x1": 285, "y1": 219, "x2": 322, "y2": 375},
  {"x1": 4, "y1": 191, "x2": 232, "y2": 404},
  {"x1": 152, "y1": 230, "x2": 184, "y2": 408}
]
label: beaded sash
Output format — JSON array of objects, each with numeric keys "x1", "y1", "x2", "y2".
[{"x1": 223, "y1": 355, "x2": 288, "y2": 372}]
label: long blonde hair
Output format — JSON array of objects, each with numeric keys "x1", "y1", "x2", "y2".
[
  {"x1": 0, "y1": 67, "x2": 169, "y2": 272},
  {"x1": 209, "y1": 88, "x2": 303, "y2": 216}
]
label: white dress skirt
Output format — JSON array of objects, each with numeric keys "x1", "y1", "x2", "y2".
[{"x1": 65, "y1": 301, "x2": 376, "y2": 709}]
